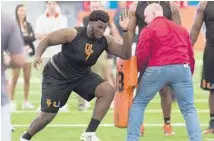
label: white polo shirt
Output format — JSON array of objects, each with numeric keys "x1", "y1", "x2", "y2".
[{"x1": 35, "y1": 13, "x2": 67, "y2": 58}]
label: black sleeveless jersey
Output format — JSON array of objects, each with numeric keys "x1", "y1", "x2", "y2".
[
  {"x1": 204, "y1": 1, "x2": 214, "y2": 44},
  {"x1": 136, "y1": 1, "x2": 172, "y2": 34},
  {"x1": 52, "y1": 27, "x2": 108, "y2": 78}
]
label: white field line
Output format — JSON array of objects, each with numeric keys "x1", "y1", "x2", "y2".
[
  {"x1": 13, "y1": 123, "x2": 208, "y2": 128},
  {"x1": 13, "y1": 98, "x2": 209, "y2": 103},
  {"x1": 12, "y1": 109, "x2": 210, "y2": 114}
]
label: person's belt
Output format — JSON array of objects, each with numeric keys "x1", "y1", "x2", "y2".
[{"x1": 50, "y1": 57, "x2": 66, "y2": 77}]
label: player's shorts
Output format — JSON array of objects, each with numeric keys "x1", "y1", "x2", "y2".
[
  {"x1": 201, "y1": 43, "x2": 214, "y2": 91},
  {"x1": 41, "y1": 61, "x2": 105, "y2": 113}
]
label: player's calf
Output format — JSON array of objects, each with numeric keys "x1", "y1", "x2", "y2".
[{"x1": 20, "y1": 112, "x2": 57, "y2": 141}]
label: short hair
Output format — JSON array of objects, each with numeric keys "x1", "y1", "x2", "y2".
[
  {"x1": 88, "y1": 10, "x2": 109, "y2": 23},
  {"x1": 145, "y1": 3, "x2": 163, "y2": 15}
]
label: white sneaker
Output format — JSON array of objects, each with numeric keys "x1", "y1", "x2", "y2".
[
  {"x1": 22, "y1": 101, "x2": 35, "y2": 110},
  {"x1": 10, "y1": 101, "x2": 17, "y2": 112},
  {"x1": 80, "y1": 132, "x2": 101, "y2": 141},
  {"x1": 20, "y1": 137, "x2": 30, "y2": 141},
  {"x1": 59, "y1": 104, "x2": 69, "y2": 112},
  {"x1": 79, "y1": 102, "x2": 91, "y2": 111}
]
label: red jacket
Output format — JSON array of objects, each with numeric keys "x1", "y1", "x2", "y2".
[{"x1": 136, "y1": 17, "x2": 195, "y2": 73}]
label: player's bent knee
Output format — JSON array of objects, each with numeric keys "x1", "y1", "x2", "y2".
[{"x1": 95, "y1": 82, "x2": 115, "y2": 98}]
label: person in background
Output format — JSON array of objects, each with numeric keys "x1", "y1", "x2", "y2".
[
  {"x1": 1, "y1": 10, "x2": 25, "y2": 141},
  {"x1": 9, "y1": 4, "x2": 36, "y2": 111}
]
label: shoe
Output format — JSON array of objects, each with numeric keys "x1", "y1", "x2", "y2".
[
  {"x1": 22, "y1": 101, "x2": 35, "y2": 110},
  {"x1": 10, "y1": 101, "x2": 17, "y2": 112},
  {"x1": 79, "y1": 102, "x2": 90, "y2": 111},
  {"x1": 11, "y1": 125, "x2": 15, "y2": 132},
  {"x1": 203, "y1": 128, "x2": 214, "y2": 134},
  {"x1": 163, "y1": 124, "x2": 175, "y2": 136},
  {"x1": 59, "y1": 104, "x2": 69, "y2": 112},
  {"x1": 140, "y1": 124, "x2": 144, "y2": 136},
  {"x1": 20, "y1": 137, "x2": 30, "y2": 141},
  {"x1": 203, "y1": 120, "x2": 214, "y2": 134},
  {"x1": 80, "y1": 132, "x2": 101, "y2": 141}
]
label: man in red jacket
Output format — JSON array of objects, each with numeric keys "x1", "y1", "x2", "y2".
[{"x1": 126, "y1": 3, "x2": 201, "y2": 141}]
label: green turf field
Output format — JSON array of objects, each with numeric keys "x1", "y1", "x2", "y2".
[{"x1": 11, "y1": 51, "x2": 214, "y2": 141}]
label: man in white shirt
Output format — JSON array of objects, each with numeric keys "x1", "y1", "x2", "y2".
[
  {"x1": 35, "y1": 1, "x2": 67, "y2": 60},
  {"x1": 35, "y1": 1, "x2": 68, "y2": 112}
]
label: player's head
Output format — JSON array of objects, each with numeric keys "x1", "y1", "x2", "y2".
[
  {"x1": 46, "y1": 1, "x2": 58, "y2": 13},
  {"x1": 144, "y1": 3, "x2": 163, "y2": 24},
  {"x1": 88, "y1": 10, "x2": 109, "y2": 39},
  {"x1": 15, "y1": 4, "x2": 27, "y2": 23}
]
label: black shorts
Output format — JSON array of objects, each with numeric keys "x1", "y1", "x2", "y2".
[
  {"x1": 201, "y1": 43, "x2": 214, "y2": 91},
  {"x1": 41, "y1": 62, "x2": 105, "y2": 113}
]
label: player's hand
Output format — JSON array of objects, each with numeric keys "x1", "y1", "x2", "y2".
[
  {"x1": 33, "y1": 57, "x2": 42, "y2": 71},
  {"x1": 119, "y1": 9, "x2": 130, "y2": 31}
]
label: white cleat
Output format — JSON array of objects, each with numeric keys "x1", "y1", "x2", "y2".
[
  {"x1": 22, "y1": 101, "x2": 35, "y2": 110},
  {"x1": 20, "y1": 137, "x2": 30, "y2": 141},
  {"x1": 80, "y1": 132, "x2": 101, "y2": 141},
  {"x1": 59, "y1": 104, "x2": 69, "y2": 112}
]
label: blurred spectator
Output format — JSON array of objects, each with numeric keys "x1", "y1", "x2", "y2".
[
  {"x1": 114, "y1": 1, "x2": 138, "y2": 43},
  {"x1": 9, "y1": 4, "x2": 36, "y2": 111},
  {"x1": 1, "y1": 10, "x2": 25, "y2": 141},
  {"x1": 34, "y1": 1, "x2": 69, "y2": 112}
]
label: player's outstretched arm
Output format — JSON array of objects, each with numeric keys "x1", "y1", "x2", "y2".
[
  {"x1": 190, "y1": 1, "x2": 207, "y2": 46},
  {"x1": 35, "y1": 28, "x2": 77, "y2": 58},
  {"x1": 105, "y1": 34, "x2": 131, "y2": 60},
  {"x1": 104, "y1": 3, "x2": 138, "y2": 60}
]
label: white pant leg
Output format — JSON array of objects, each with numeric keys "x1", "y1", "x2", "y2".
[{"x1": 1, "y1": 104, "x2": 11, "y2": 141}]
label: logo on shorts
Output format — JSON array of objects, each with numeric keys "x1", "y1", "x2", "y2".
[
  {"x1": 46, "y1": 99, "x2": 52, "y2": 108},
  {"x1": 53, "y1": 101, "x2": 61, "y2": 108},
  {"x1": 85, "y1": 43, "x2": 94, "y2": 61},
  {"x1": 202, "y1": 79, "x2": 214, "y2": 89}
]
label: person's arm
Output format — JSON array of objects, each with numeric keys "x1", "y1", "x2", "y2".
[
  {"x1": 35, "y1": 28, "x2": 77, "y2": 58},
  {"x1": 190, "y1": 1, "x2": 207, "y2": 46},
  {"x1": 109, "y1": 21, "x2": 122, "y2": 41},
  {"x1": 170, "y1": 1, "x2": 182, "y2": 25},
  {"x1": 6, "y1": 18, "x2": 25, "y2": 68},
  {"x1": 126, "y1": 2, "x2": 138, "y2": 47},
  {"x1": 102, "y1": 2, "x2": 138, "y2": 60},
  {"x1": 135, "y1": 27, "x2": 152, "y2": 71},
  {"x1": 105, "y1": 32, "x2": 132, "y2": 59}
]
